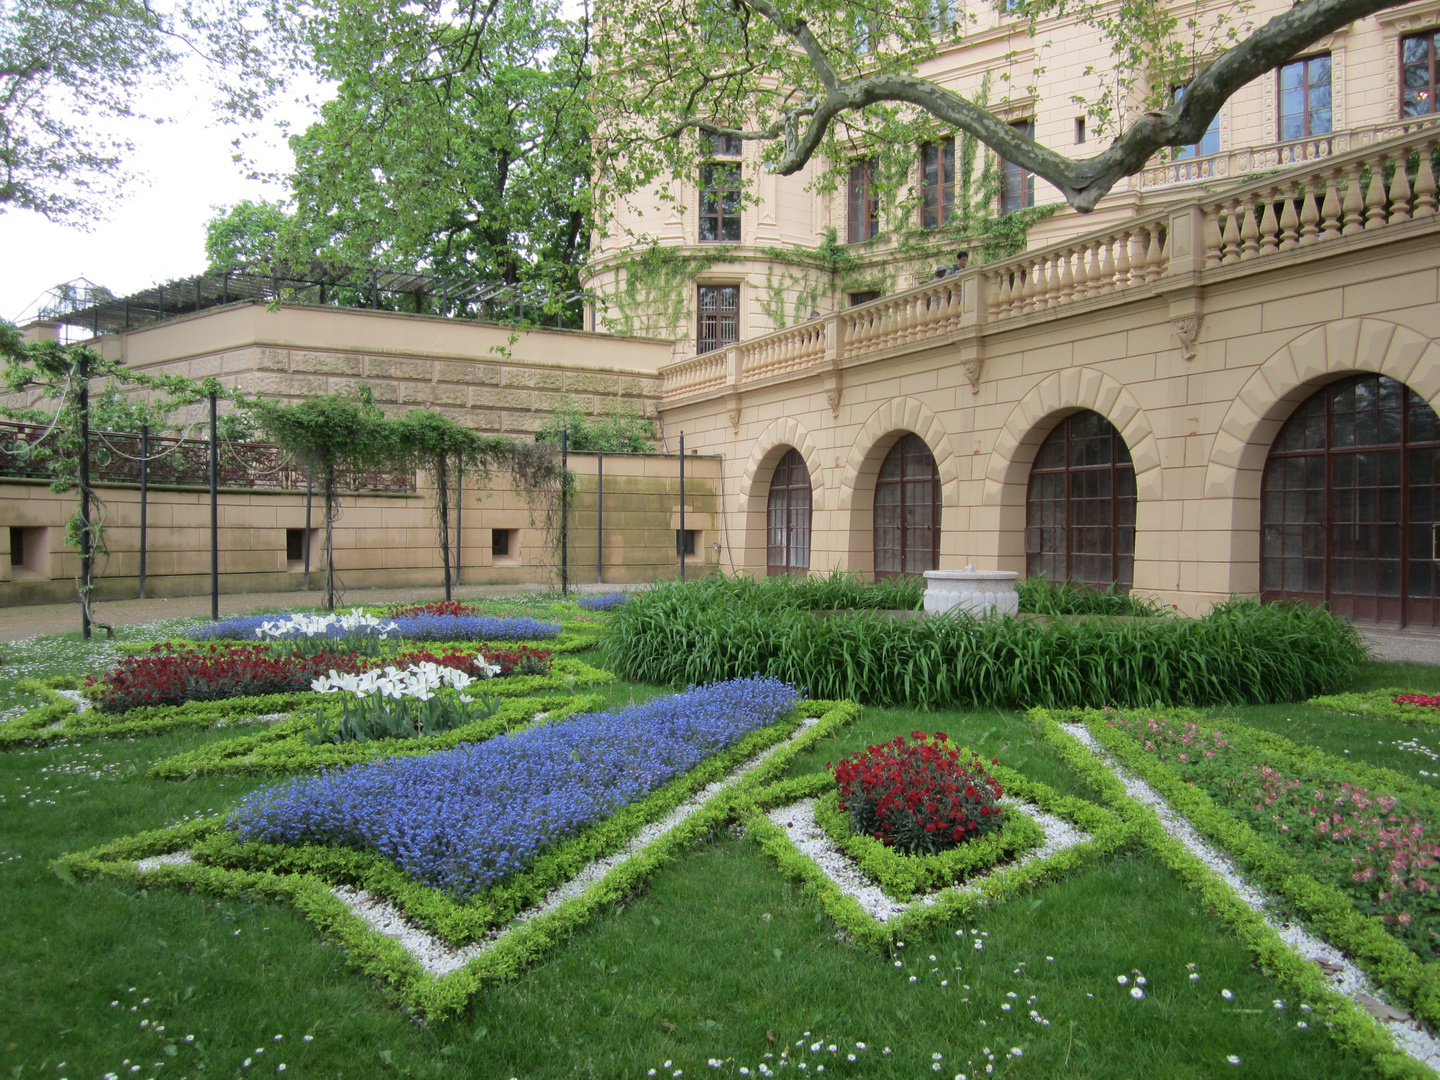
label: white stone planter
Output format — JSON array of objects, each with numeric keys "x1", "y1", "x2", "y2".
[{"x1": 922, "y1": 568, "x2": 1020, "y2": 618}]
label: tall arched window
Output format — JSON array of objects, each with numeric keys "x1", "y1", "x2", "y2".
[
  {"x1": 767, "y1": 448, "x2": 812, "y2": 575},
  {"x1": 1261, "y1": 374, "x2": 1440, "y2": 627},
  {"x1": 1025, "y1": 411, "x2": 1137, "y2": 589},
  {"x1": 873, "y1": 433, "x2": 941, "y2": 578}
]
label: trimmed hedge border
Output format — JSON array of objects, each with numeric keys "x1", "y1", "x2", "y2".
[
  {"x1": 742, "y1": 763, "x2": 1129, "y2": 949},
  {"x1": 0, "y1": 658, "x2": 615, "y2": 749},
  {"x1": 147, "y1": 692, "x2": 605, "y2": 778},
  {"x1": 1304, "y1": 689, "x2": 1440, "y2": 726},
  {"x1": 812, "y1": 785, "x2": 1047, "y2": 900},
  {"x1": 58, "y1": 698, "x2": 860, "y2": 1019},
  {"x1": 1029, "y1": 709, "x2": 1434, "y2": 1080},
  {"x1": 121, "y1": 625, "x2": 603, "y2": 656}
]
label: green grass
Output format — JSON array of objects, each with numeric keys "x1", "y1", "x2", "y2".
[{"x1": 0, "y1": 596, "x2": 1433, "y2": 1079}]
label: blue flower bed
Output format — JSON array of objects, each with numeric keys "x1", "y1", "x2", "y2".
[
  {"x1": 194, "y1": 613, "x2": 562, "y2": 642},
  {"x1": 226, "y1": 676, "x2": 801, "y2": 895},
  {"x1": 576, "y1": 593, "x2": 630, "y2": 611}
]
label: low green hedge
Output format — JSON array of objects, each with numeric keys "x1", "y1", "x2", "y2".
[
  {"x1": 603, "y1": 586, "x2": 1366, "y2": 708},
  {"x1": 148, "y1": 692, "x2": 604, "y2": 778},
  {"x1": 1027, "y1": 710, "x2": 1432, "y2": 1080},
  {"x1": 1305, "y1": 689, "x2": 1440, "y2": 725},
  {"x1": 0, "y1": 658, "x2": 614, "y2": 748},
  {"x1": 119, "y1": 625, "x2": 603, "y2": 656},
  {"x1": 60, "y1": 698, "x2": 861, "y2": 1020}
]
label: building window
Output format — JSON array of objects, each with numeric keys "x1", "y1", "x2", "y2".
[
  {"x1": 704, "y1": 131, "x2": 743, "y2": 156},
  {"x1": 1261, "y1": 374, "x2": 1440, "y2": 627},
  {"x1": 848, "y1": 290, "x2": 882, "y2": 306},
  {"x1": 1025, "y1": 411, "x2": 1137, "y2": 590},
  {"x1": 1403, "y1": 32, "x2": 1439, "y2": 117},
  {"x1": 919, "y1": 140, "x2": 955, "y2": 228},
  {"x1": 1172, "y1": 86, "x2": 1221, "y2": 159},
  {"x1": 767, "y1": 448, "x2": 812, "y2": 576},
  {"x1": 928, "y1": 0, "x2": 953, "y2": 34},
  {"x1": 999, "y1": 120, "x2": 1034, "y2": 213},
  {"x1": 1074, "y1": 117, "x2": 1086, "y2": 144},
  {"x1": 697, "y1": 284, "x2": 739, "y2": 353},
  {"x1": 1279, "y1": 54, "x2": 1332, "y2": 140},
  {"x1": 699, "y1": 162, "x2": 741, "y2": 242},
  {"x1": 847, "y1": 158, "x2": 879, "y2": 243},
  {"x1": 873, "y1": 433, "x2": 941, "y2": 579}
]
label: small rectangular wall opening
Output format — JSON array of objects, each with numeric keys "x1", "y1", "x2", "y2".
[
  {"x1": 491, "y1": 528, "x2": 518, "y2": 565},
  {"x1": 676, "y1": 529, "x2": 700, "y2": 560},
  {"x1": 286, "y1": 528, "x2": 320, "y2": 570},
  {"x1": 8, "y1": 526, "x2": 48, "y2": 579}
]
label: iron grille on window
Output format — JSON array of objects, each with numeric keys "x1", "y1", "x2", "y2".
[
  {"x1": 697, "y1": 285, "x2": 739, "y2": 353},
  {"x1": 699, "y1": 162, "x2": 741, "y2": 242},
  {"x1": 847, "y1": 158, "x2": 880, "y2": 243},
  {"x1": 920, "y1": 140, "x2": 956, "y2": 228}
]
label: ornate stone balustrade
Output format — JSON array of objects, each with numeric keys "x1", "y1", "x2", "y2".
[{"x1": 658, "y1": 123, "x2": 1440, "y2": 405}]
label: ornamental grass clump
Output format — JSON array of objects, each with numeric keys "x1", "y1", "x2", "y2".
[
  {"x1": 228, "y1": 676, "x2": 801, "y2": 895},
  {"x1": 1016, "y1": 577, "x2": 1164, "y2": 617},
  {"x1": 832, "y1": 732, "x2": 1005, "y2": 855},
  {"x1": 306, "y1": 661, "x2": 501, "y2": 744}
]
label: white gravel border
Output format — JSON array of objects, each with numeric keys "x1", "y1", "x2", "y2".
[
  {"x1": 135, "y1": 716, "x2": 821, "y2": 979},
  {"x1": 764, "y1": 798, "x2": 1091, "y2": 923},
  {"x1": 1059, "y1": 721, "x2": 1440, "y2": 1073}
]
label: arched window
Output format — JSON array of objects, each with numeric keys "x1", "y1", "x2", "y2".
[
  {"x1": 1262, "y1": 374, "x2": 1440, "y2": 627},
  {"x1": 873, "y1": 433, "x2": 941, "y2": 578},
  {"x1": 1025, "y1": 411, "x2": 1136, "y2": 589},
  {"x1": 767, "y1": 448, "x2": 812, "y2": 575}
]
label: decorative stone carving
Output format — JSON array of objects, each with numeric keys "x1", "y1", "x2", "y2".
[
  {"x1": 1172, "y1": 313, "x2": 1203, "y2": 361},
  {"x1": 922, "y1": 568, "x2": 1020, "y2": 618}
]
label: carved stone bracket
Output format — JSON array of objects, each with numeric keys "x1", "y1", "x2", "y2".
[
  {"x1": 1172, "y1": 313, "x2": 1203, "y2": 362},
  {"x1": 727, "y1": 389, "x2": 742, "y2": 432},
  {"x1": 957, "y1": 337, "x2": 984, "y2": 395}
]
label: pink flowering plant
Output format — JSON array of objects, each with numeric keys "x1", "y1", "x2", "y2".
[{"x1": 1108, "y1": 712, "x2": 1440, "y2": 957}]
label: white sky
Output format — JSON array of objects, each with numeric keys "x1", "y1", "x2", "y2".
[{"x1": 0, "y1": 83, "x2": 314, "y2": 327}]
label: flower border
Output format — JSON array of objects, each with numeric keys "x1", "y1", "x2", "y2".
[
  {"x1": 56, "y1": 698, "x2": 861, "y2": 1019},
  {"x1": 1304, "y1": 689, "x2": 1440, "y2": 727}
]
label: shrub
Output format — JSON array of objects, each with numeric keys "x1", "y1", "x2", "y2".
[
  {"x1": 1016, "y1": 577, "x2": 1164, "y2": 617},
  {"x1": 602, "y1": 589, "x2": 1366, "y2": 708},
  {"x1": 227, "y1": 676, "x2": 801, "y2": 895},
  {"x1": 832, "y1": 732, "x2": 1004, "y2": 855}
]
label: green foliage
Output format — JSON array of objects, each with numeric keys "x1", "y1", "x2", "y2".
[
  {"x1": 205, "y1": 199, "x2": 292, "y2": 273},
  {"x1": 1305, "y1": 689, "x2": 1440, "y2": 726},
  {"x1": 306, "y1": 686, "x2": 501, "y2": 744},
  {"x1": 1017, "y1": 577, "x2": 1165, "y2": 617},
  {"x1": 602, "y1": 585, "x2": 1366, "y2": 708},
  {"x1": 534, "y1": 396, "x2": 658, "y2": 453}
]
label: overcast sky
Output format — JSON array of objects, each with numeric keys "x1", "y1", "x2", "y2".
[{"x1": 0, "y1": 83, "x2": 314, "y2": 328}]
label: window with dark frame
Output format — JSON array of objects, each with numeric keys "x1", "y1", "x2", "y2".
[
  {"x1": 699, "y1": 162, "x2": 741, "y2": 242},
  {"x1": 847, "y1": 158, "x2": 880, "y2": 243},
  {"x1": 1403, "y1": 31, "x2": 1439, "y2": 117},
  {"x1": 999, "y1": 120, "x2": 1035, "y2": 213},
  {"x1": 1279, "y1": 54, "x2": 1332, "y2": 140},
  {"x1": 704, "y1": 131, "x2": 743, "y2": 157},
  {"x1": 1024, "y1": 411, "x2": 1137, "y2": 591},
  {"x1": 767, "y1": 448, "x2": 813, "y2": 576},
  {"x1": 919, "y1": 140, "x2": 956, "y2": 229},
  {"x1": 1172, "y1": 85, "x2": 1221, "y2": 159},
  {"x1": 848, "y1": 290, "x2": 882, "y2": 307},
  {"x1": 697, "y1": 284, "x2": 740, "y2": 353},
  {"x1": 873, "y1": 433, "x2": 941, "y2": 579}
]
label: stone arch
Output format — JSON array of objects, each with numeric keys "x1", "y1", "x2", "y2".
[
  {"x1": 1204, "y1": 317, "x2": 1440, "y2": 499},
  {"x1": 980, "y1": 368, "x2": 1161, "y2": 583},
  {"x1": 836, "y1": 397, "x2": 960, "y2": 511},
  {"x1": 734, "y1": 417, "x2": 827, "y2": 574},
  {"x1": 983, "y1": 368, "x2": 1162, "y2": 507}
]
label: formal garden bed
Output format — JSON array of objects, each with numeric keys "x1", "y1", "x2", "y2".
[{"x1": 4, "y1": 583, "x2": 1440, "y2": 1079}]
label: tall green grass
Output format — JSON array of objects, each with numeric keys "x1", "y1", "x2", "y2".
[
  {"x1": 1015, "y1": 577, "x2": 1165, "y2": 617},
  {"x1": 601, "y1": 586, "x2": 1367, "y2": 708}
]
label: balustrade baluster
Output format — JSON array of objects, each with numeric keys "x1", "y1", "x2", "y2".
[
  {"x1": 1202, "y1": 209, "x2": 1224, "y2": 267},
  {"x1": 1058, "y1": 247, "x2": 1075, "y2": 301},
  {"x1": 1239, "y1": 197, "x2": 1260, "y2": 258},
  {"x1": 1364, "y1": 154, "x2": 1389, "y2": 229},
  {"x1": 1115, "y1": 229, "x2": 1134, "y2": 285},
  {"x1": 992, "y1": 272, "x2": 1007, "y2": 316},
  {"x1": 1220, "y1": 203, "x2": 1242, "y2": 263},
  {"x1": 1278, "y1": 184, "x2": 1301, "y2": 250},
  {"x1": 1259, "y1": 189, "x2": 1280, "y2": 254},
  {"x1": 1145, "y1": 225, "x2": 1166, "y2": 279},
  {"x1": 1022, "y1": 260, "x2": 1039, "y2": 312},
  {"x1": 1413, "y1": 139, "x2": 1437, "y2": 217},
  {"x1": 1098, "y1": 237, "x2": 1116, "y2": 293},
  {"x1": 1341, "y1": 161, "x2": 1365, "y2": 234},
  {"x1": 1389, "y1": 148, "x2": 1414, "y2": 222},
  {"x1": 1320, "y1": 168, "x2": 1343, "y2": 239}
]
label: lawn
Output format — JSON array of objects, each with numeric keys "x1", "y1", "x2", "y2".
[{"x1": 2, "y1": 594, "x2": 1436, "y2": 1080}]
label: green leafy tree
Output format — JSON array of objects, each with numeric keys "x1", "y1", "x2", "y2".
[
  {"x1": 204, "y1": 199, "x2": 293, "y2": 273},
  {"x1": 594, "y1": 0, "x2": 1412, "y2": 213}
]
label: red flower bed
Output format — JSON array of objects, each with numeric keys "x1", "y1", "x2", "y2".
[
  {"x1": 481, "y1": 645, "x2": 551, "y2": 677},
  {"x1": 382, "y1": 600, "x2": 481, "y2": 618},
  {"x1": 831, "y1": 731, "x2": 1004, "y2": 855},
  {"x1": 85, "y1": 644, "x2": 500, "y2": 713},
  {"x1": 1394, "y1": 693, "x2": 1440, "y2": 710}
]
